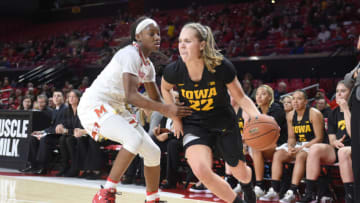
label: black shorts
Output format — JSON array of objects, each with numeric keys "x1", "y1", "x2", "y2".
[
  {"x1": 182, "y1": 124, "x2": 245, "y2": 167},
  {"x1": 334, "y1": 147, "x2": 339, "y2": 163}
]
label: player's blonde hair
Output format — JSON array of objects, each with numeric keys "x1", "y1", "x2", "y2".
[
  {"x1": 183, "y1": 23, "x2": 223, "y2": 73},
  {"x1": 281, "y1": 95, "x2": 293, "y2": 103},
  {"x1": 257, "y1": 84, "x2": 274, "y2": 107}
]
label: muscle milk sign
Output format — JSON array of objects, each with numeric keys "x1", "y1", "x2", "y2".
[{"x1": 0, "y1": 118, "x2": 29, "y2": 157}]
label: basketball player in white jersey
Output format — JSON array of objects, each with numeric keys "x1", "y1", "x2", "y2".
[{"x1": 78, "y1": 17, "x2": 192, "y2": 203}]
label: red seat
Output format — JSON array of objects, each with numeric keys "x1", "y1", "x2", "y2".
[
  {"x1": 319, "y1": 78, "x2": 334, "y2": 91},
  {"x1": 289, "y1": 78, "x2": 304, "y2": 91}
]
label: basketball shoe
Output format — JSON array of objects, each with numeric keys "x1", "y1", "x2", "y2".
[
  {"x1": 259, "y1": 187, "x2": 280, "y2": 201},
  {"x1": 93, "y1": 186, "x2": 120, "y2": 203}
]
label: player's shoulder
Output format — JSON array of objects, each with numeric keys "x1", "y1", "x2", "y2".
[
  {"x1": 164, "y1": 58, "x2": 185, "y2": 73},
  {"x1": 216, "y1": 57, "x2": 233, "y2": 68},
  {"x1": 115, "y1": 45, "x2": 141, "y2": 61},
  {"x1": 309, "y1": 107, "x2": 323, "y2": 119},
  {"x1": 287, "y1": 110, "x2": 295, "y2": 121},
  {"x1": 309, "y1": 106, "x2": 321, "y2": 115},
  {"x1": 215, "y1": 57, "x2": 236, "y2": 73}
]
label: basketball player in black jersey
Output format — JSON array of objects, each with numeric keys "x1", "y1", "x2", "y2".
[
  {"x1": 161, "y1": 22, "x2": 262, "y2": 203},
  {"x1": 344, "y1": 35, "x2": 360, "y2": 202},
  {"x1": 252, "y1": 85, "x2": 287, "y2": 199},
  {"x1": 260, "y1": 90, "x2": 324, "y2": 202},
  {"x1": 298, "y1": 81, "x2": 352, "y2": 202}
]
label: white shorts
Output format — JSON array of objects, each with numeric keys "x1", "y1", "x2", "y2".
[
  {"x1": 275, "y1": 142, "x2": 310, "y2": 153},
  {"x1": 78, "y1": 98, "x2": 160, "y2": 167}
]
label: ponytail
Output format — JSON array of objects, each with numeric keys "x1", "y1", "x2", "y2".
[{"x1": 183, "y1": 23, "x2": 223, "y2": 73}]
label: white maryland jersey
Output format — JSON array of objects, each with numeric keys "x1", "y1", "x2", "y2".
[{"x1": 82, "y1": 43, "x2": 156, "y2": 110}]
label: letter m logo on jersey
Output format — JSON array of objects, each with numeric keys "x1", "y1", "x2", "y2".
[{"x1": 94, "y1": 105, "x2": 107, "y2": 118}]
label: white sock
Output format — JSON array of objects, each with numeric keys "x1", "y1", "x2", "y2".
[
  {"x1": 104, "y1": 177, "x2": 118, "y2": 189},
  {"x1": 146, "y1": 190, "x2": 159, "y2": 201}
]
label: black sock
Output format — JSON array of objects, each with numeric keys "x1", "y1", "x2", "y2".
[
  {"x1": 305, "y1": 179, "x2": 316, "y2": 194},
  {"x1": 289, "y1": 184, "x2": 298, "y2": 193},
  {"x1": 255, "y1": 180, "x2": 265, "y2": 190},
  {"x1": 226, "y1": 175, "x2": 238, "y2": 188},
  {"x1": 240, "y1": 181, "x2": 253, "y2": 194},
  {"x1": 344, "y1": 182, "x2": 354, "y2": 203},
  {"x1": 233, "y1": 194, "x2": 243, "y2": 203},
  {"x1": 271, "y1": 180, "x2": 281, "y2": 192},
  {"x1": 240, "y1": 181, "x2": 256, "y2": 203}
]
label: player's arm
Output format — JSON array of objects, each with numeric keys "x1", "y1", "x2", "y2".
[
  {"x1": 338, "y1": 99, "x2": 352, "y2": 136},
  {"x1": 303, "y1": 108, "x2": 324, "y2": 148},
  {"x1": 161, "y1": 77, "x2": 186, "y2": 138},
  {"x1": 144, "y1": 82, "x2": 161, "y2": 102},
  {"x1": 161, "y1": 77, "x2": 176, "y2": 105},
  {"x1": 123, "y1": 73, "x2": 191, "y2": 118},
  {"x1": 344, "y1": 107, "x2": 351, "y2": 137},
  {"x1": 286, "y1": 110, "x2": 296, "y2": 147},
  {"x1": 227, "y1": 77, "x2": 260, "y2": 118}
]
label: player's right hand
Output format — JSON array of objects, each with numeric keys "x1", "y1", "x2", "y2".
[{"x1": 333, "y1": 134, "x2": 346, "y2": 149}]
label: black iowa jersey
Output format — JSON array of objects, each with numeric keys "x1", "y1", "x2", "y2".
[
  {"x1": 292, "y1": 106, "x2": 315, "y2": 142},
  {"x1": 237, "y1": 108, "x2": 244, "y2": 135},
  {"x1": 163, "y1": 58, "x2": 237, "y2": 130},
  {"x1": 327, "y1": 107, "x2": 351, "y2": 146}
]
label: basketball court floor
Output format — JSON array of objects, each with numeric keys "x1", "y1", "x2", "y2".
[{"x1": 0, "y1": 168, "x2": 225, "y2": 203}]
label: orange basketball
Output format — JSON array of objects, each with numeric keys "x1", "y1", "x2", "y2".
[{"x1": 243, "y1": 114, "x2": 280, "y2": 151}]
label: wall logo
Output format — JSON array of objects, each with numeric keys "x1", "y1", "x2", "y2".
[{"x1": 0, "y1": 119, "x2": 29, "y2": 157}]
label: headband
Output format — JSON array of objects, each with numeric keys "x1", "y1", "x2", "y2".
[{"x1": 135, "y1": 18, "x2": 158, "y2": 35}]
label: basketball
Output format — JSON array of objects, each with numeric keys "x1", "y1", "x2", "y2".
[{"x1": 243, "y1": 114, "x2": 280, "y2": 151}]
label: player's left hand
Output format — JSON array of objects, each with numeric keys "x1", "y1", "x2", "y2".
[
  {"x1": 173, "y1": 118, "x2": 184, "y2": 139},
  {"x1": 333, "y1": 134, "x2": 346, "y2": 149}
]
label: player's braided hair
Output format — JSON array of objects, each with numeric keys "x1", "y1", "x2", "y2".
[
  {"x1": 183, "y1": 23, "x2": 223, "y2": 73},
  {"x1": 118, "y1": 16, "x2": 149, "y2": 48}
]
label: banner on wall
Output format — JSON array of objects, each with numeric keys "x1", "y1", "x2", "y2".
[{"x1": 0, "y1": 110, "x2": 51, "y2": 169}]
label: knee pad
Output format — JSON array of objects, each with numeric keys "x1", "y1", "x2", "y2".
[
  {"x1": 122, "y1": 133, "x2": 144, "y2": 155},
  {"x1": 142, "y1": 144, "x2": 161, "y2": 167}
]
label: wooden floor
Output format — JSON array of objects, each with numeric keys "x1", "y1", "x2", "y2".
[{"x1": 0, "y1": 175, "x2": 216, "y2": 203}]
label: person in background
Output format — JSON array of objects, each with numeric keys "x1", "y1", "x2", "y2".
[
  {"x1": 18, "y1": 95, "x2": 33, "y2": 110},
  {"x1": 311, "y1": 89, "x2": 331, "y2": 106},
  {"x1": 20, "y1": 91, "x2": 66, "y2": 175},
  {"x1": 35, "y1": 94, "x2": 53, "y2": 119},
  {"x1": 344, "y1": 36, "x2": 360, "y2": 201},
  {"x1": 298, "y1": 81, "x2": 352, "y2": 202},
  {"x1": 274, "y1": 82, "x2": 288, "y2": 101},
  {"x1": 251, "y1": 85, "x2": 287, "y2": 199},
  {"x1": 260, "y1": 90, "x2": 324, "y2": 203},
  {"x1": 55, "y1": 90, "x2": 104, "y2": 179},
  {"x1": 281, "y1": 95, "x2": 293, "y2": 115},
  {"x1": 242, "y1": 80, "x2": 254, "y2": 97}
]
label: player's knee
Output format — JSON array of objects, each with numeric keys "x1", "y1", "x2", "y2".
[
  {"x1": 190, "y1": 162, "x2": 212, "y2": 180},
  {"x1": 296, "y1": 152, "x2": 307, "y2": 161},
  {"x1": 123, "y1": 134, "x2": 143, "y2": 154},
  {"x1": 308, "y1": 144, "x2": 321, "y2": 156},
  {"x1": 338, "y1": 148, "x2": 350, "y2": 162},
  {"x1": 143, "y1": 144, "x2": 161, "y2": 167},
  {"x1": 273, "y1": 150, "x2": 285, "y2": 162}
]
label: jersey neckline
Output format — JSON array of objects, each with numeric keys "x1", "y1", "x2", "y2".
[
  {"x1": 182, "y1": 60, "x2": 206, "y2": 84},
  {"x1": 132, "y1": 42, "x2": 150, "y2": 66}
]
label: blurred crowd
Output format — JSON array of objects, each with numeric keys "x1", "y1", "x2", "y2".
[{"x1": 0, "y1": 0, "x2": 359, "y2": 69}]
